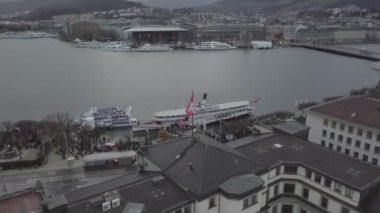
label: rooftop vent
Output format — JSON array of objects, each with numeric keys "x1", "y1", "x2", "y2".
[
  {"x1": 351, "y1": 113, "x2": 357, "y2": 118},
  {"x1": 188, "y1": 162, "x2": 194, "y2": 171},
  {"x1": 273, "y1": 143, "x2": 283, "y2": 149},
  {"x1": 175, "y1": 154, "x2": 181, "y2": 159}
]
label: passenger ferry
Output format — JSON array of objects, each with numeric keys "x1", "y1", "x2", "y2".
[
  {"x1": 193, "y1": 41, "x2": 237, "y2": 50},
  {"x1": 131, "y1": 43, "x2": 173, "y2": 52},
  {"x1": 80, "y1": 106, "x2": 133, "y2": 129},
  {"x1": 154, "y1": 95, "x2": 254, "y2": 126},
  {"x1": 373, "y1": 61, "x2": 380, "y2": 71}
]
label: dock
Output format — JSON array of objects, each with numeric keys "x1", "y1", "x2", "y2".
[{"x1": 292, "y1": 44, "x2": 380, "y2": 61}]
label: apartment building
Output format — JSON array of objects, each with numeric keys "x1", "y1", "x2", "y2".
[
  {"x1": 43, "y1": 132, "x2": 380, "y2": 213},
  {"x1": 306, "y1": 86, "x2": 380, "y2": 166}
]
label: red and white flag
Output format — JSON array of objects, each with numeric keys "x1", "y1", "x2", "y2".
[
  {"x1": 179, "y1": 119, "x2": 185, "y2": 130},
  {"x1": 252, "y1": 97, "x2": 260, "y2": 104},
  {"x1": 185, "y1": 90, "x2": 194, "y2": 117}
]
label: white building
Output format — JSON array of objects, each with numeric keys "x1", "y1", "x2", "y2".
[
  {"x1": 306, "y1": 86, "x2": 380, "y2": 166},
  {"x1": 44, "y1": 131, "x2": 380, "y2": 213}
]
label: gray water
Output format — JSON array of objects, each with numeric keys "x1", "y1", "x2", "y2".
[{"x1": 0, "y1": 38, "x2": 379, "y2": 121}]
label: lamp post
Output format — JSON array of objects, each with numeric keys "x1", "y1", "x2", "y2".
[{"x1": 0, "y1": 167, "x2": 6, "y2": 193}]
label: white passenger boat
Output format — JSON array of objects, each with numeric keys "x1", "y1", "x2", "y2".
[
  {"x1": 101, "y1": 44, "x2": 131, "y2": 52},
  {"x1": 154, "y1": 94, "x2": 253, "y2": 126},
  {"x1": 80, "y1": 106, "x2": 133, "y2": 129},
  {"x1": 193, "y1": 41, "x2": 237, "y2": 50},
  {"x1": 373, "y1": 61, "x2": 380, "y2": 71},
  {"x1": 131, "y1": 43, "x2": 173, "y2": 52}
]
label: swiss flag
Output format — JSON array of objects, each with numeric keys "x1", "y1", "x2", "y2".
[{"x1": 185, "y1": 91, "x2": 194, "y2": 117}]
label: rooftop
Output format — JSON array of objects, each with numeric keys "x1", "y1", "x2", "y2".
[
  {"x1": 67, "y1": 174, "x2": 191, "y2": 213},
  {"x1": 124, "y1": 26, "x2": 187, "y2": 33},
  {"x1": 309, "y1": 95, "x2": 380, "y2": 130},
  {"x1": 236, "y1": 134, "x2": 380, "y2": 191},
  {"x1": 273, "y1": 121, "x2": 310, "y2": 135},
  {"x1": 143, "y1": 135, "x2": 266, "y2": 200}
]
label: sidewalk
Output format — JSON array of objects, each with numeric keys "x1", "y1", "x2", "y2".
[{"x1": 2, "y1": 150, "x2": 85, "y2": 177}]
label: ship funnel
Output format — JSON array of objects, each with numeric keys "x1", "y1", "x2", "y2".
[{"x1": 202, "y1": 93, "x2": 207, "y2": 108}]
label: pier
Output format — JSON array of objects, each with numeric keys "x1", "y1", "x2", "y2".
[{"x1": 292, "y1": 44, "x2": 380, "y2": 61}]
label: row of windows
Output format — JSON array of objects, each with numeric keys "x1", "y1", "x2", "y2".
[
  {"x1": 321, "y1": 141, "x2": 379, "y2": 166},
  {"x1": 323, "y1": 118, "x2": 380, "y2": 141},
  {"x1": 280, "y1": 165, "x2": 354, "y2": 199},
  {"x1": 271, "y1": 184, "x2": 351, "y2": 213},
  {"x1": 322, "y1": 130, "x2": 380, "y2": 155}
]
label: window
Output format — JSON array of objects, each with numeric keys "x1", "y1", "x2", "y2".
[
  {"x1": 322, "y1": 130, "x2": 327, "y2": 137},
  {"x1": 335, "y1": 182, "x2": 343, "y2": 193},
  {"x1": 365, "y1": 143, "x2": 371, "y2": 151},
  {"x1": 357, "y1": 128, "x2": 363, "y2": 136},
  {"x1": 243, "y1": 194, "x2": 258, "y2": 210},
  {"x1": 315, "y1": 174, "x2": 322, "y2": 184},
  {"x1": 337, "y1": 146, "x2": 342, "y2": 152},
  {"x1": 324, "y1": 178, "x2": 332, "y2": 188},
  {"x1": 184, "y1": 206, "x2": 191, "y2": 213},
  {"x1": 320, "y1": 197, "x2": 328, "y2": 209},
  {"x1": 321, "y1": 140, "x2": 326, "y2": 147},
  {"x1": 331, "y1": 121, "x2": 336, "y2": 128},
  {"x1": 345, "y1": 149, "x2": 350, "y2": 155},
  {"x1": 339, "y1": 123, "x2": 345, "y2": 131},
  {"x1": 363, "y1": 155, "x2": 368, "y2": 162},
  {"x1": 375, "y1": 146, "x2": 380, "y2": 154},
  {"x1": 341, "y1": 206, "x2": 350, "y2": 213},
  {"x1": 300, "y1": 209, "x2": 307, "y2": 213},
  {"x1": 355, "y1": 140, "x2": 361, "y2": 148},
  {"x1": 377, "y1": 134, "x2": 380, "y2": 142},
  {"x1": 284, "y1": 184, "x2": 295, "y2": 193},
  {"x1": 273, "y1": 185, "x2": 279, "y2": 197},
  {"x1": 275, "y1": 167, "x2": 281, "y2": 176},
  {"x1": 330, "y1": 132, "x2": 335, "y2": 140},
  {"x1": 367, "y1": 131, "x2": 373, "y2": 139},
  {"x1": 281, "y1": 205, "x2": 293, "y2": 213},
  {"x1": 348, "y1": 126, "x2": 354, "y2": 133},
  {"x1": 302, "y1": 188, "x2": 309, "y2": 199},
  {"x1": 284, "y1": 165, "x2": 298, "y2": 174},
  {"x1": 345, "y1": 188, "x2": 354, "y2": 198},
  {"x1": 372, "y1": 158, "x2": 378, "y2": 165},
  {"x1": 306, "y1": 170, "x2": 312, "y2": 179},
  {"x1": 208, "y1": 197, "x2": 217, "y2": 209},
  {"x1": 272, "y1": 206, "x2": 278, "y2": 213},
  {"x1": 354, "y1": 152, "x2": 359, "y2": 158},
  {"x1": 346, "y1": 137, "x2": 352, "y2": 145},
  {"x1": 338, "y1": 135, "x2": 343, "y2": 142},
  {"x1": 323, "y1": 118, "x2": 328, "y2": 126},
  {"x1": 328, "y1": 143, "x2": 333, "y2": 149}
]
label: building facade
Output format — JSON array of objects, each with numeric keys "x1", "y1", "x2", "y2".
[{"x1": 306, "y1": 87, "x2": 380, "y2": 166}]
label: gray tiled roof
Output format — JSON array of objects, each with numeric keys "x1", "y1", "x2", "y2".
[
  {"x1": 220, "y1": 174, "x2": 264, "y2": 198},
  {"x1": 273, "y1": 121, "x2": 309, "y2": 135},
  {"x1": 236, "y1": 134, "x2": 380, "y2": 191},
  {"x1": 150, "y1": 135, "x2": 266, "y2": 199}
]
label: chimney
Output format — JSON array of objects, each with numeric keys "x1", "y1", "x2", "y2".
[
  {"x1": 201, "y1": 93, "x2": 207, "y2": 108},
  {"x1": 188, "y1": 162, "x2": 194, "y2": 171}
]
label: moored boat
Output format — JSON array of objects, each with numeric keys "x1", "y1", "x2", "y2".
[
  {"x1": 193, "y1": 41, "x2": 236, "y2": 50},
  {"x1": 373, "y1": 61, "x2": 380, "y2": 71},
  {"x1": 153, "y1": 94, "x2": 253, "y2": 126}
]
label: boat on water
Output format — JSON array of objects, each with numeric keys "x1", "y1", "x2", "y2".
[
  {"x1": 251, "y1": 41, "x2": 273, "y2": 49},
  {"x1": 373, "y1": 61, "x2": 380, "y2": 71},
  {"x1": 101, "y1": 43, "x2": 131, "y2": 52},
  {"x1": 193, "y1": 41, "x2": 237, "y2": 50},
  {"x1": 80, "y1": 106, "x2": 133, "y2": 129},
  {"x1": 153, "y1": 94, "x2": 254, "y2": 126},
  {"x1": 131, "y1": 43, "x2": 173, "y2": 52}
]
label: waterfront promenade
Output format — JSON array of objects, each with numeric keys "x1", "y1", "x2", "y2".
[{"x1": 292, "y1": 43, "x2": 380, "y2": 61}]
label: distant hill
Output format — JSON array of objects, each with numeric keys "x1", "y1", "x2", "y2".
[
  {"x1": 130, "y1": 0, "x2": 218, "y2": 9},
  {"x1": 0, "y1": 0, "x2": 144, "y2": 16},
  {"x1": 200, "y1": 0, "x2": 380, "y2": 13}
]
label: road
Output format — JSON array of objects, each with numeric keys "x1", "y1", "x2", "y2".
[{"x1": 0, "y1": 167, "x2": 130, "y2": 197}]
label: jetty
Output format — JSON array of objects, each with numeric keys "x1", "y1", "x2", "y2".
[{"x1": 292, "y1": 44, "x2": 380, "y2": 61}]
